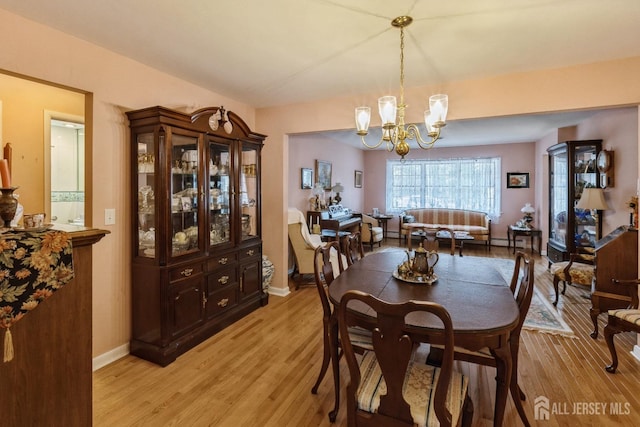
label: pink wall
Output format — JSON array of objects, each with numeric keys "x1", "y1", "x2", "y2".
[{"x1": 288, "y1": 133, "x2": 365, "y2": 214}]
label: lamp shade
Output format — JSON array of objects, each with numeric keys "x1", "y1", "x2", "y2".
[
  {"x1": 576, "y1": 188, "x2": 609, "y2": 210},
  {"x1": 332, "y1": 183, "x2": 344, "y2": 193},
  {"x1": 521, "y1": 203, "x2": 535, "y2": 214}
]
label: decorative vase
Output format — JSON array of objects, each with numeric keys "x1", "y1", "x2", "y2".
[
  {"x1": 262, "y1": 255, "x2": 274, "y2": 291},
  {"x1": 0, "y1": 187, "x2": 18, "y2": 228}
]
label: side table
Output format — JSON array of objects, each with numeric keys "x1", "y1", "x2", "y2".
[
  {"x1": 507, "y1": 225, "x2": 542, "y2": 254},
  {"x1": 368, "y1": 213, "x2": 393, "y2": 240}
]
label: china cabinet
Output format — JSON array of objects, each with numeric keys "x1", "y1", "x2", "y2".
[
  {"x1": 547, "y1": 139, "x2": 602, "y2": 262},
  {"x1": 127, "y1": 106, "x2": 266, "y2": 366}
]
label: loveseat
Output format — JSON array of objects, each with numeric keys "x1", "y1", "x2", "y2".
[{"x1": 399, "y1": 208, "x2": 491, "y2": 248}]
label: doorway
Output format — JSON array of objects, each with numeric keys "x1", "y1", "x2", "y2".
[{"x1": 46, "y1": 114, "x2": 85, "y2": 225}]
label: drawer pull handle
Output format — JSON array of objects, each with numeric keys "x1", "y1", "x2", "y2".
[
  {"x1": 247, "y1": 249, "x2": 255, "y2": 256},
  {"x1": 181, "y1": 268, "x2": 194, "y2": 277},
  {"x1": 218, "y1": 275, "x2": 229, "y2": 285},
  {"x1": 219, "y1": 257, "x2": 228, "y2": 265},
  {"x1": 217, "y1": 298, "x2": 229, "y2": 308}
]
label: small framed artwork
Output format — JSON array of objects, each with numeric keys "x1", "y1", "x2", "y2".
[
  {"x1": 354, "y1": 170, "x2": 363, "y2": 188},
  {"x1": 301, "y1": 168, "x2": 313, "y2": 189},
  {"x1": 507, "y1": 172, "x2": 530, "y2": 188},
  {"x1": 316, "y1": 160, "x2": 332, "y2": 190}
]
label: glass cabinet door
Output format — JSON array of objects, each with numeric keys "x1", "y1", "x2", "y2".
[
  {"x1": 240, "y1": 144, "x2": 259, "y2": 241},
  {"x1": 170, "y1": 133, "x2": 200, "y2": 256},
  {"x1": 208, "y1": 141, "x2": 231, "y2": 246},
  {"x1": 573, "y1": 145, "x2": 598, "y2": 247},
  {"x1": 136, "y1": 132, "x2": 156, "y2": 258},
  {"x1": 549, "y1": 148, "x2": 568, "y2": 250}
]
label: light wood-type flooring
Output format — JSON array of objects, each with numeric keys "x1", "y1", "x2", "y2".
[{"x1": 93, "y1": 242, "x2": 640, "y2": 426}]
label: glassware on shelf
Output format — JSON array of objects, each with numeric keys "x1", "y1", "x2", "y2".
[{"x1": 138, "y1": 185, "x2": 154, "y2": 212}]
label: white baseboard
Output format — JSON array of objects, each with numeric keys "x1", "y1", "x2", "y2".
[
  {"x1": 268, "y1": 286, "x2": 290, "y2": 298},
  {"x1": 632, "y1": 344, "x2": 640, "y2": 363},
  {"x1": 93, "y1": 343, "x2": 129, "y2": 372}
]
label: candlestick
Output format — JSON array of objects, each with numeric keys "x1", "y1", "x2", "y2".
[{"x1": 0, "y1": 159, "x2": 10, "y2": 188}]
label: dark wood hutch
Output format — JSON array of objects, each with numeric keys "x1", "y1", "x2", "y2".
[{"x1": 127, "y1": 106, "x2": 267, "y2": 366}]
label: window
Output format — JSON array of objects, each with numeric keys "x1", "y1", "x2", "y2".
[{"x1": 386, "y1": 157, "x2": 501, "y2": 220}]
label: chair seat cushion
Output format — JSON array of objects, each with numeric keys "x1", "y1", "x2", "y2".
[
  {"x1": 608, "y1": 309, "x2": 640, "y2": 326},
  {"x1": 347, "y1": 326, "x2": 373, "y2": 350},
  {"x1": 357, "y1": 350, "x2": 468, "y2": 427},
  {"x1": 549, "y1": 261, "x2": 594, "y2": 285}
]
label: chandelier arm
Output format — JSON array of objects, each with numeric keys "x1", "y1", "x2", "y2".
[
  {"x1": 360, "y1": 134, "x2": 385, "y2": 149},
  {"x1": 405, "y1": 124, "x2": 441, "y2": 149}
]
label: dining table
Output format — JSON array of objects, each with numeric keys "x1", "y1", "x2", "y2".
[{"x1": 326, "y1": 250, "x2": 520, "y2": 426}]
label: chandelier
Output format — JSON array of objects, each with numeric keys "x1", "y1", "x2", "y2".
[{"x1": 355, "y1": 16, "x2": 448, "y2": 159}]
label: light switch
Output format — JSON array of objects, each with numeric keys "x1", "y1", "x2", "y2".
[{"x1": 105, "y1": 208, "x2": 116, "y2": 225}]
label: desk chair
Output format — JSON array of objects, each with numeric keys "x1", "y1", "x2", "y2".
[
  {"x1": 549, "y1": 249, "x2": 595, "y2": 305},
  {"x1": 339, "y1": 290, "x2": 473, "y2": 427},
  {"x1": 604, "y1": 278, "x2": 640, "y2": 373}
]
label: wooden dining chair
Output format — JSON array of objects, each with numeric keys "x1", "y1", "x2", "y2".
[
  {"x1": 310, "y1": 242, "x2": 372, "y2": 422},
  {"x1": 343, "y1": 231, "x2": 365, "y2": 266},
  {"x1": 604, "y1": 278, "x2": 640, "y2": 374},
  {"x1": 339, "y1": 290, "x2": 473, "y2": 427},
  {"x1": 428, "y1": 251, "x2": 534, "y2": 426},
  {"x1": 420, "y1": 227, "x2": 456, "y2": 256}
]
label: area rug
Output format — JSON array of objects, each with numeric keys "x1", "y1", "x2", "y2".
[{"x1": 492, "y1": 258, "x2": 575, "y2": 338}]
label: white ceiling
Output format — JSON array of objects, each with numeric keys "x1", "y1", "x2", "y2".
[{"x1": 1, "y1": 0, "x2": 639, "y2": 146}]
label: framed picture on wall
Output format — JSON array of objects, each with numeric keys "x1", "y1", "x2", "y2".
[
  {"x1": 316, "y1": 160, "x2": 332, "y2": 190},
  {"x1": 354, "y1": 170, "x2": 363, "y2": 188},
  {"x1": 507, "y1": 172, "x2": 530, "y2": 188},
  {"x1": 301, "y1": 167, "x2": 313, "y2": 189}
]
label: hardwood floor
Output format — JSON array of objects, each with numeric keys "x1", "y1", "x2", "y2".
[{"x1": 93, "y1": 242, "x2": 640, "y2": 426}]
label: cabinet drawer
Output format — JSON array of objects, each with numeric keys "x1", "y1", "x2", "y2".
[
  {"x1": 208, "y1": 253, "x2": 237, "y2": 270},
  {"x1": 207, "y1": 286, "x2": 238, "y2": 317},
  {"x1": 239, "y1": 245, "x2": 261, "y2": 260},
  {"x1": 546, "y1": 244, "x2": 564, "y2": 263},
  {"x1": 169, "y1": 262, "x2": 204, "y2": 282},
  {"x1": 208, "y1": 268, "x2": 237, "y2": 289}
]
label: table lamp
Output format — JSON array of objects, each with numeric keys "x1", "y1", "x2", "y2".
[
  {"x1": 576, "y1": 187, "x2": 609, "y2": 242},
  {"x1": 332, "y1": 183, "x2": 344, "y2": 205},
  {"x1": 521, "y1": 203, "x2": 535, "y2": 227}
]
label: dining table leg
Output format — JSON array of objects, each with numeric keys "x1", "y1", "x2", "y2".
[
  {"x1": 491, "y1": 344, "x2": 513, "y2": 427},
  {"x1": 328, "y1": 316, "x2": 340, "y2": 422}
]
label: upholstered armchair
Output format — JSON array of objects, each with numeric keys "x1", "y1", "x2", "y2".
[
  {"x1": 360, "y1": 214, "x2": 383, "y2": 250},
  {"x1": 287, "y1": 208, "x2": 345, "y2": 288}
]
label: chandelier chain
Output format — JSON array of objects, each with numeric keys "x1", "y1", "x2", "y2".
[{"x1": 399, "y1": 26, "x2": 405, "y2": 106}]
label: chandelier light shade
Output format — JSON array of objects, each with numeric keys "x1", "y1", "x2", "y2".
[{"x1": 356, "y1": 16, "x2": 448, "y2": 159}]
